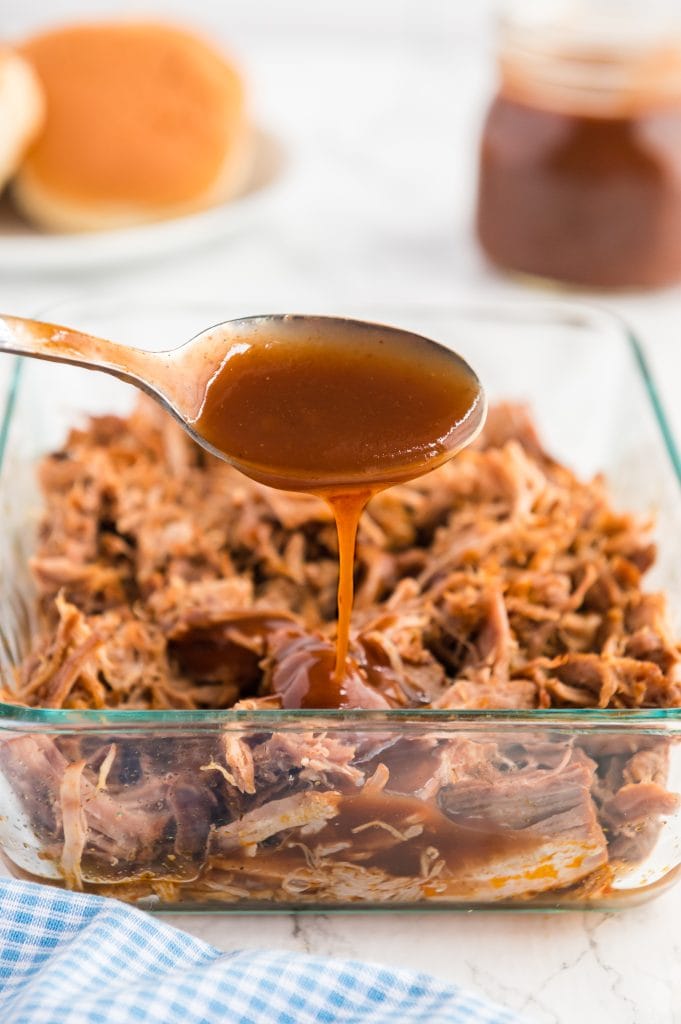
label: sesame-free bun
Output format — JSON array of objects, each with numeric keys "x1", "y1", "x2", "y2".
[
  {"x1": 13, "y1": 22, "x2": 253, "y2": 232},
  {"x1": 0, "y1": 48, "x2": 44, "y2": 192}
]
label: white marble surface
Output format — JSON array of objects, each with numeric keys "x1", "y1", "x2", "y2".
[{"x1": 2, "y1": 4, "x2": 681, "y2": 1022}]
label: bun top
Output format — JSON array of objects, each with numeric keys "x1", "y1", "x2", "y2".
[{"x1": 20, "y1": 21, "x2": 246, "y2": 207}]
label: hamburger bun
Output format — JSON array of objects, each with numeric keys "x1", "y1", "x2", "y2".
[
  {"x1": 14, "y1": 22, "x2": 253, "y2": 231},
  {"x1": 0, "y1": 48, "x2": 44, "y2": 192}
]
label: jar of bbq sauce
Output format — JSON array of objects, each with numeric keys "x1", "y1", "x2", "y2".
[{"x1": 476, "y1": 7, "x2": 681, "y2": 289}]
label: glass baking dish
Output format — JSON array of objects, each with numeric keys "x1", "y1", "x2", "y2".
[{"x1": 0, "y1": 296, "x2": 680, "y2": 913}]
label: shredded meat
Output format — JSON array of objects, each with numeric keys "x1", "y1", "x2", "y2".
[
  {"x1": 0, "y1": 398, "x2": 678, "y2": 907},
  {"x1": 5, "y1": 398, "x2": 678, "y2": 714}
]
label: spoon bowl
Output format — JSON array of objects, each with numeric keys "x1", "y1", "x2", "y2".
[{"x1": 0, "y1": 313, "x2": 487, "y2": 491}]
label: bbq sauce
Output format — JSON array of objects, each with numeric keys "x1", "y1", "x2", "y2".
[
  {"x1": 211, "y1": 785, "x2": 544, "y2": 885},
  {"x1": 193, "y1": 317, "x2": 484, "y2": 706},
  {"x1": 475, "y1": 19, "x2": 681, "y2": 289},
  {"x1": 477, "y1": 95, "x2": 681, "y2": 289}
]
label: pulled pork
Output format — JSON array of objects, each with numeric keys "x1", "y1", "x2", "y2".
[
  {"x1": 6, "y1": 399, "x2": 681, "y2": 713},
  {"x1": 0, "y1": 398, "x2": 678, "y2": 907}
]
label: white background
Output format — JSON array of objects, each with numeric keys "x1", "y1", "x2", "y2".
[{"x1": 2, "y1": 3, "x2": 681, "y2": 1022}]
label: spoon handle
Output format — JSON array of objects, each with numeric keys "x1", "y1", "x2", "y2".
[{"x1": 0, "y1": 313, "x2": 170, "y2": 400}]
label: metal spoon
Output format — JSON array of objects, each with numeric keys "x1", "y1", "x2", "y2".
[{"x1": 0, "y1": 312, "x2": 486, "y2": 478}]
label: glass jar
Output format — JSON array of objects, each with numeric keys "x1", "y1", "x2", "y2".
[{"x1": 476, "y1": 1, "x2": 681, "y2": 289}]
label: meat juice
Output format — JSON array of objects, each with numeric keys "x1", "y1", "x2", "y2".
[{"x1": 193, "y1": 316, "x2": 484, "y2": 706}]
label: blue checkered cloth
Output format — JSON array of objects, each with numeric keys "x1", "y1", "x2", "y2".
[{"x1": 0, "y1": 878, "x2": 528, "y2": 1024}]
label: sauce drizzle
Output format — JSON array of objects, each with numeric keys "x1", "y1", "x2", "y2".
[{"x1": 193, "y1": 316, "x2": 484, "y2": 706}]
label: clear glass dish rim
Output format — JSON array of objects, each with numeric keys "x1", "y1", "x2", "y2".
[{"x1": 2, "y1": 294, "x2": 681, "y2": 728}]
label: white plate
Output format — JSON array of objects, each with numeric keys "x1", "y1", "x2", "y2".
[{"x1": 0, "y1": 128, "x2": 287, "y2": 273}]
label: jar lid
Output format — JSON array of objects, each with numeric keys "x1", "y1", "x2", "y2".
[{"x1": 499, "y1": 0, "x2": 681, "y2": 115}]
